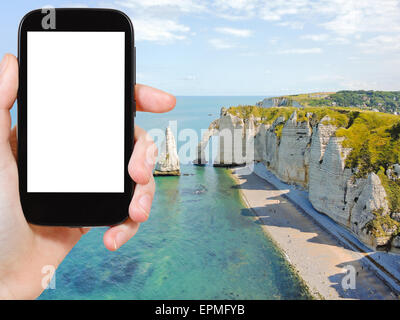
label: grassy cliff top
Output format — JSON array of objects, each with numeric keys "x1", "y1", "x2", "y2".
[
  {"x1": 257, "y1": 90, "x2": 400, "y2": 113},
  {"x1": 227, "y1": 105, "x2": 364, "y2": 127},
  {"x1": 227, "y1": 105, "x2": 400, "y2": 213}
]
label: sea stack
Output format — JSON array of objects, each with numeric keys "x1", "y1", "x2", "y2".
[{"x1": 154, "y1": 127, "x2": 180, "y2": 176}]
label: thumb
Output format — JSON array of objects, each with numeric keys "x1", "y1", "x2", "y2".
[{"x1": 0, "y1": 54, "x2": 18, "y2": 167}]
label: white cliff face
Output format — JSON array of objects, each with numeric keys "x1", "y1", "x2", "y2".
[
  {"x1": 196, "y1": 119, "x2": 220, "y2": 165},
  {"x1": 197, "y1": 108, "x2": 398, "y2": 252},
  {"x1": 254, "y1": 124, "x2": 270, "y2": 161},
  {"x1": 202, "y1": 108, "x2": 257, "y2": 166},
  {"x1": 155, "y1": 127, "x2": 180, "y2": 175},
  {"x1": 309, "y1": 135, "x2": 353, "y2": 227},
  {"x1": 257, "y1": 97, "x2": 303, "y2": 108},
  {"x1": 276, "y1": 111, "x2": 312, "y2": 187},
  {"x1": 393, "y1": 236, "x2": 400, "y2": 253},
  {"x1": 351, "y1": 173, "x2": 390, "y2": 246},
  {"x1": 216, "y1": 111, "x2": 244, "y2": 165},
  {"x1": 309, "y1": 116, "x2": 337, "y2": 164},
  {"x1": 263, "y1": 117, "x2": 284, "y2": 171}
]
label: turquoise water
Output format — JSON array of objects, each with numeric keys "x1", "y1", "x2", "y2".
[
  {"x1": 17, "y1": 96, "x2": 311, "y2": 299},
  {"x1": 39, "y1": 165, "x2": 310, "y2": 299},
  {"x1": 136, "y1": 96, "x2": 266, "y2": 136}
]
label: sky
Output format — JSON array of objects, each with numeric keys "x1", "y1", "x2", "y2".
[{"x1": 1, "y1": 0, "x2": 400, "y2": 96}]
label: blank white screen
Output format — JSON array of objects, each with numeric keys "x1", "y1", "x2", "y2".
[{"x1": 27, "y1": 32, "x2": 125, "y2": 192}]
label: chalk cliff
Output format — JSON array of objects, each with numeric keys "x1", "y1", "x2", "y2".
[
  {"x1": 197, "y1": 108, "x2": 400, "y2": 252},
  {"x1": 154, "y1": 127, "x2": 180, "y2": 176},
  {"x1": 257, "y1": 97, "x2": 303, "y2": 108}
]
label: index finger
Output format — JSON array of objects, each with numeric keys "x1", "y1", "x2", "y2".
[{"x1": 135, "y1": 84, "x2": 176, "y2": 113}]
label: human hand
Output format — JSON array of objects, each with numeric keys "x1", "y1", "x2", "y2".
[{"x1": 0, "y1": 54, "x2": 176, "y2": 299}]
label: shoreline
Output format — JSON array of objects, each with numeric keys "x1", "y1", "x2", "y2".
[
  {"x1": 230, "y1": 164, "x2": 399, "y2": 300},
  {"x1": 231, "y1": 172, "x2": 321, "y2": 300}
]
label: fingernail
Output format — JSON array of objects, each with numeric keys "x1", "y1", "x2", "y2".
[
  {"x1": 115, "y1": 232, "x2": 127, "y2": 250},
  {"x1": 138, "y1": 194, "x2": 151, "y2": 216},
  {"x1": 0, "y1": 55, "x2": 9, "y2": 75},
  {"x1": 146, "y1": 146, "x2": 157, "y2": 168},
  {"x1": 146, "y1": 156, "x2": 155, "y2": 168}
]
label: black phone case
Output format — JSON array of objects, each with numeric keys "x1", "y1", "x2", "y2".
[{"x1": 17, "y1": 8, "x2": 135, "y2": 227}]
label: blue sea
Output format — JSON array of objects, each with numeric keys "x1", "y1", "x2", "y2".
[{"x1": 12, "y1": 96, "x2": 311, "y2": 299}]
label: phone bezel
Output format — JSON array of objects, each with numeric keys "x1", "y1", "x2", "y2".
[{"x1": 18, "y1": 8, "x2": 135, "y2": 227}]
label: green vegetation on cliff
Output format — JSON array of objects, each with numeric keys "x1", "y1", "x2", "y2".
[
  {"x1": 365, "y1": 208, "x2": 400, "y2": 240},
  {"x1": 229, "y1": 105, "x2": 356, "y2": 127},
  {"x1": 378, "y1": 169, "x2": 400, "y2": 213},
  {"x1": 335, "y1": 112, "x2": 400, "y2": 174},
  {"x1": 228, "y1": 105, "x2": 295, "y2": 124},
  {"x1": 257, "y1": 90, "x2": 400, "y2": 114},
  {"x1": 330, "y1": 91, "x2": 400, "y2": 113}
]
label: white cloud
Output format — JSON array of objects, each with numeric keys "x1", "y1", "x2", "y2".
[
  {"x1": 300, "y1": 33, "x2": 350, "y2": 45},
  {"x1": 277, "y1": 21, "x2": 304, "y2": 29},
  {"x1": 307, "y1": 74, "x2": 395, "y2": 91},
  {"x1": 306, "y1": 74, "x2": 345, "y2": 82},
  {"x1": 183, "y1": 75, "x2": 197, "y2": 80},
  {"x1": 331, "y1": 37, "x2": 350, "y2": 45},
  {"x1": 259, "y1": 0, "x2": 311, "y2": 21},
  {"x1": 213, "y1": 0, "x2": 258, "y2": 19},
  {"x1": 301, "y1": 34, "x2": 329, "y2": 41},
  {"x1": 214, "y1": 0, "x2": 400, "y2": 45},
  {"x1": 64, "y1": 3, "x2": 89, "y2": 7},
  {"x1": 358, "y1": 35, "x2": 400, "y2": 53},
  {"x1": 320, "y1": 0, "x2": 400, "y2": 36},
  {"x1": 116, "y1": 0, "x2": 205, "y2": 13},
  {"x1": 238, "y1": 52, "x2": 258, "y2": 57},
  {"x1": 339, "y1": 79, "x2": 380, "y2": 90},
  {"x1": 109, "y1": 0, "x2": 400, "y2": 48},
  {"x1": 112, "y1": 0, "x2": 204, "y2": 42},
  {"x1": 134, "y1": 19, "x2": 190, "y2": 42},
  {"x1": 213, "y1": 0, "x2": 313, "y2": 22},
  {"x1": 278, "y1": 48, "x2": 323, "y2": 54},
  {"x1": 215, "y1": 27, "x2": 253, "y2": 37},
  {"x1": 214, "y1": 13, "x2": 250, "y2": 20},
  {"x1": 209, "y1": 38, "x2": 237, "y2": 49},
  {"x1": 268, "y1": 37, "x2": 279, "y2": 45}
]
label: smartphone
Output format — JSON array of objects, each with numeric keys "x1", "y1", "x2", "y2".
[{"x1": 18, "y1": 8, "x2": 135, "y2": 226}]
